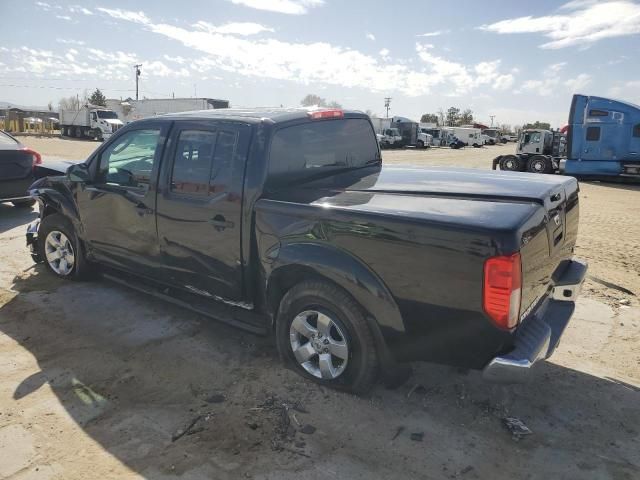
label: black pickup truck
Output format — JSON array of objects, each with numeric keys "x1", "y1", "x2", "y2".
[{"x1": 26, "y1": 108, "x2": 587, "y2": 393}]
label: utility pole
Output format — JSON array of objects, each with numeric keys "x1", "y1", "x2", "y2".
[
  {"x1": 490, "y1": 115, "x2": 495, "y2": 127},
  {"x1": 134, "y1": 64, "x2": 142, "y2": 100},
  {"x1": 384, "y1": 97, "x2": 392, "y2": 118}
]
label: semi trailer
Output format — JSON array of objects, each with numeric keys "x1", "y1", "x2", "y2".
[{"x1": 493, "y1": 94, "x2": 640, "y2": 179}]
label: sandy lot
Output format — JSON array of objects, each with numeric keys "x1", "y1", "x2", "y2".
[{"x1": 1, "y1": 138, "x2": 638, "y2": 479}]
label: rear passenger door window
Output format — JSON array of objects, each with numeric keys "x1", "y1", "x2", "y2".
[
  {"x1": 169, "y1": 128, "x2": 237, "y2": 197},
  {"x1": 171, "y1": 130, "x2": 217, "y2": 196}
]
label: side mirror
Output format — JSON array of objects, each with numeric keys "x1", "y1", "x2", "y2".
[{"x1": 67, "y1": 163, "x2": 90, "y2": 183}]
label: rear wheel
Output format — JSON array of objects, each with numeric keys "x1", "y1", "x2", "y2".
[
  {"x1": 499, "y1": 155, "x2": 524, "y2": 171},
  {"x1": 527, "y1": 155, "x2": 553, "y2": 174},
  {"x1": 276, "y1": 280, "x2": 379, "y2": 395},
  {"x1": 38, "y1": 213, "x2": 91, "y2": 280}
]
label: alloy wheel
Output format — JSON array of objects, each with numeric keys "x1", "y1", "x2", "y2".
[
  {"x1": 289, "y1": 309, "x2": 349, "y2": 380},
  {"x1": 45, "y1": 230, "x2": 75, "y2": 276}
]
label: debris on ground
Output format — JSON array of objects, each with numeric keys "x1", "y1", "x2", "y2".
[
  {"x1": 407, "y1": 384, "x2": 427, "y2": 399},
  {"x1": 502, "y1": 417, "x2": 532, "y2": 440},
  {"x1": 300, "y1": 424, "x2": 316, "y2": 435},
  {"x1": 172, "y1": 415, "x2": 203, "y2": 442},
  {"x1": 206, "y1": 393, "x2": 226, "y2": 404},
  {"x1": 588, "y1": 276, "x2": 635, "y2": 296},
  {"x1": 410, "y1": 432, "x2": 424, "y2": 442},
  {"x1": 391, "y1": 426, "x2": 405, "y2": 441}
]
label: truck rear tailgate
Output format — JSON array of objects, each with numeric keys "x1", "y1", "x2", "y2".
[{"x1": 519, "y1": 177, "x2": 580, "y2": 318}]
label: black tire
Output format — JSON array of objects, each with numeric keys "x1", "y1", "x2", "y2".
[
  {"x1": 12, "y1": 199, "x2": 36, "y2": 208},
  {"x1": 276, "y1": 280, "x2": 379, "y2": 395},
  {"x1": 38, "y1": 213, "x2": 91, "y2": 280},
  {"x1": 417, "y1": 140, "x2": 424, "y2": 149},
  {"x1": 499, "y1": 155, "x2": 524, "y2": 171},
  {"x1": 527, "y1": 155, "x2": 553, "y2": 174}
]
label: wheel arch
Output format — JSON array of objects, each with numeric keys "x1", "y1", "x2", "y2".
[{"x1": 264, "y1": 242, "x2": 406, "y2": 375}]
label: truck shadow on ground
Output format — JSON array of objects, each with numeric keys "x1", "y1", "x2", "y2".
[
  {"x1": 1, "y1": 269, "x2": 638, "y2": 479},
  {"x1": 0, "y1": 203, "x2": 38, "y2": 235}
]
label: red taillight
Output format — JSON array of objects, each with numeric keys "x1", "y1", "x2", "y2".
[
  {"x1": 22, "y1": 148, "x2": 42, "y2": 168},
  {"x1": 307, "y1": 109, "x2": 344, "y2": 120},
  {"x1": 483, "y1": 253, "x2": 522, "y2": 330}
]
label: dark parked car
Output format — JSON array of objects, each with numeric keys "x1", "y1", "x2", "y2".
[
  {"x1": 0, "y1": 130, "x2": 41, "y2": 207},
  {"x1": 26, "y1": 108, "x2": 587, "y2": 393}
]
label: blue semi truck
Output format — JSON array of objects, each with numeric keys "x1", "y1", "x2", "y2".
[{"x1": 493, "y1": 94, "x2": 640, "y2": 179}]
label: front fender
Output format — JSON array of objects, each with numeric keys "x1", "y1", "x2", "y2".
[
  {"x1": 29, "y1": 178, "x2": 82, "y2": 234},
  {"x1": 267, "y1": 242, "x2": 406, "y2": 340}
]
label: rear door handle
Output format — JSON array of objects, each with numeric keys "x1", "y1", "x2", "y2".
[{"x1": 209, "y1": 215, "x2": 234, "y2": 231}]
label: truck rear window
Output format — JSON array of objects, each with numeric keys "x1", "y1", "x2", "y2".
[{"x1": 268, "y1": 118, "x2": 379, "y2": 186}]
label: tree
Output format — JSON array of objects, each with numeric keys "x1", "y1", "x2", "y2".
[
  {"x1": 301, "y1": 94, "x2": 327, "y2": 107},
  {"x1": 89, "y1": 88, "x2": 106, "y2": 106},
  {"x1": 445, "y1": 107, "x2": 460, "y2": 127},
  {"x1": 47, "y1": 101, "x2": 53, "y2": 111},
  {"x1": 420, "y1": 113, "x2": 439, "y2": 125},
  {"x1": 522, "y1": 121, "x2": 551, "y2": 130},
  {"x1": 300, "y1": 94, "x2": 341, "y2": 109},
  {"x1": 436, "y1": 108, "x2": 445, "y2": 126},
  {"x1": 364, "y1": 109, "x2": 374, "y2": 117},
  {"x1": 58, "y1": 95, "x2": 80, "y2": 111},
  {"x1": 58, "y1": 90, "x2": 88, "y2": 111},
  {"x1": 459, "y1": 108, "x2": 473, "y2": 125}
]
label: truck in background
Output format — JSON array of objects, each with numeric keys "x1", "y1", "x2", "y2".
[
  {"x1": 482, "y1": 128, "x2": 502, "y2": 145},
  {"x1": 59, "y1": 105, "x2": 123, "y2": 141},
  {"x1": 371, "y1": 116, "x2": 432, "y2": 148},
  {"x1": 106, "y1": 97, "x2": 230, "y2": 124},
  {"x1": 450, "y1": 126, "x2": 483, "y2": 147},
  {"x1": 493, "y1": 94, "x2": 640, "y2": 179}
]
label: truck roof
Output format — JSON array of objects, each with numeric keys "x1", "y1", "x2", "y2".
[{"x1": 159, "y1": 107, "x2": 367, "y2": 125}]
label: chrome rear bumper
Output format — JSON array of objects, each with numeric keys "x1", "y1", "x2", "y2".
[{"x1": 483, "y1": 258, "x2": 587, "y2": 383}]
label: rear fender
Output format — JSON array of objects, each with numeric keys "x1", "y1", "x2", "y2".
[{"x1": 265, "y1": 242, "x2": 407, "y2": 379}]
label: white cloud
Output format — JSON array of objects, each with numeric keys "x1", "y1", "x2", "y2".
[
  {"x1": 96, "y1": 7, "x2": 150, "y2": 24},
  {"x1": 366, "y1": 33, "x2": 376, "y2": 41},
  {"x1": 56, "y1": 38, "x2": 85, "y2": 45},
  {"x1": 549, "y1": 62, "x2": 567, "y2": 73},
  {"x1": 379, "y1": 48, "x2": 390, "y2": 61},
  {"x1": 95, "y1": 8, "x2": 516, "y2": 97},
  {"x1": 479, "y1": 0, "x2": 640, "y2": 49},
  {"x1": 565, "y1": 73, "x2": 591, "y2": 92},
  {"x1": 193, "y1": 21, "x2": 274, "y2": 36},
  {"x1": 69, "y1": 5, "x2": 94, "y2": 15},
  {"x1": 56, "y1": 15, "x2": 72, "y2": 21},
  {"x1": 416, "y1": 30, "x2": 450, "y2": 37},
  {"x1": 229, "y1": 0, "x2": 324, "y2": 15}
]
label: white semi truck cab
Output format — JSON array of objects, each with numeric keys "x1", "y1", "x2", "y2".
[{"x1": 60, "y1": 106, "x2": 123, "y2": 141}]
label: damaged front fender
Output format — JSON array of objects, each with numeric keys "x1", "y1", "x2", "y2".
[{"x1": 26, "y1": 219, "x2": 43, "y2": 263}]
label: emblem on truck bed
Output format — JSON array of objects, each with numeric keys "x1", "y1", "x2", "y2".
[{"x1": 553, "y1": 214, "x2": 562, "y2": 226}]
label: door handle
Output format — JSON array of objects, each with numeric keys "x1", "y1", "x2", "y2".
[{"x1": 209, "y1": 215, "x2": 234, "y2": 231}]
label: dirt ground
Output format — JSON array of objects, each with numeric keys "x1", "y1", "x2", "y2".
[{"x1": 1, "y1": 137, "x2": 638, "y2": 479}]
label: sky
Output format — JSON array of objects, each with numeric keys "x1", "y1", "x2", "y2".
[{"x1": 1, "y1": 0, "x2": 639, "y2": 128}]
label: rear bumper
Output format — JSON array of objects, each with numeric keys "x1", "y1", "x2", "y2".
[{"x1": 483, "y1": 258, "x2": 587, "y2": 383}]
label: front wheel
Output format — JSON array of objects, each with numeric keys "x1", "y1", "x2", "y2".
[
  {"x1": 276, "y1": 280, "x2": 379, "y2": 394},
  {"x1": 417, "y1": 140, "x2": 424, "y2": 149},
  {"x1": 38, "y1": 213, "x2": 91, "y2": 280}
]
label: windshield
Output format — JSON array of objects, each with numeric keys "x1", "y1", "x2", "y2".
[
  {"x1": 268, "y1": 118, "x2": 380, "y2": 187},
  {"x1": 97, "y1": 110, "x2": 119, "y2": 120},
  {"x1": 484, "y1": 129, "x2": 499, "y2": 138}
]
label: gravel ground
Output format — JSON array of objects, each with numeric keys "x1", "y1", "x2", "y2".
[{"x1": 1, "y1": 138, "x2": 638, "y2": 479}]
